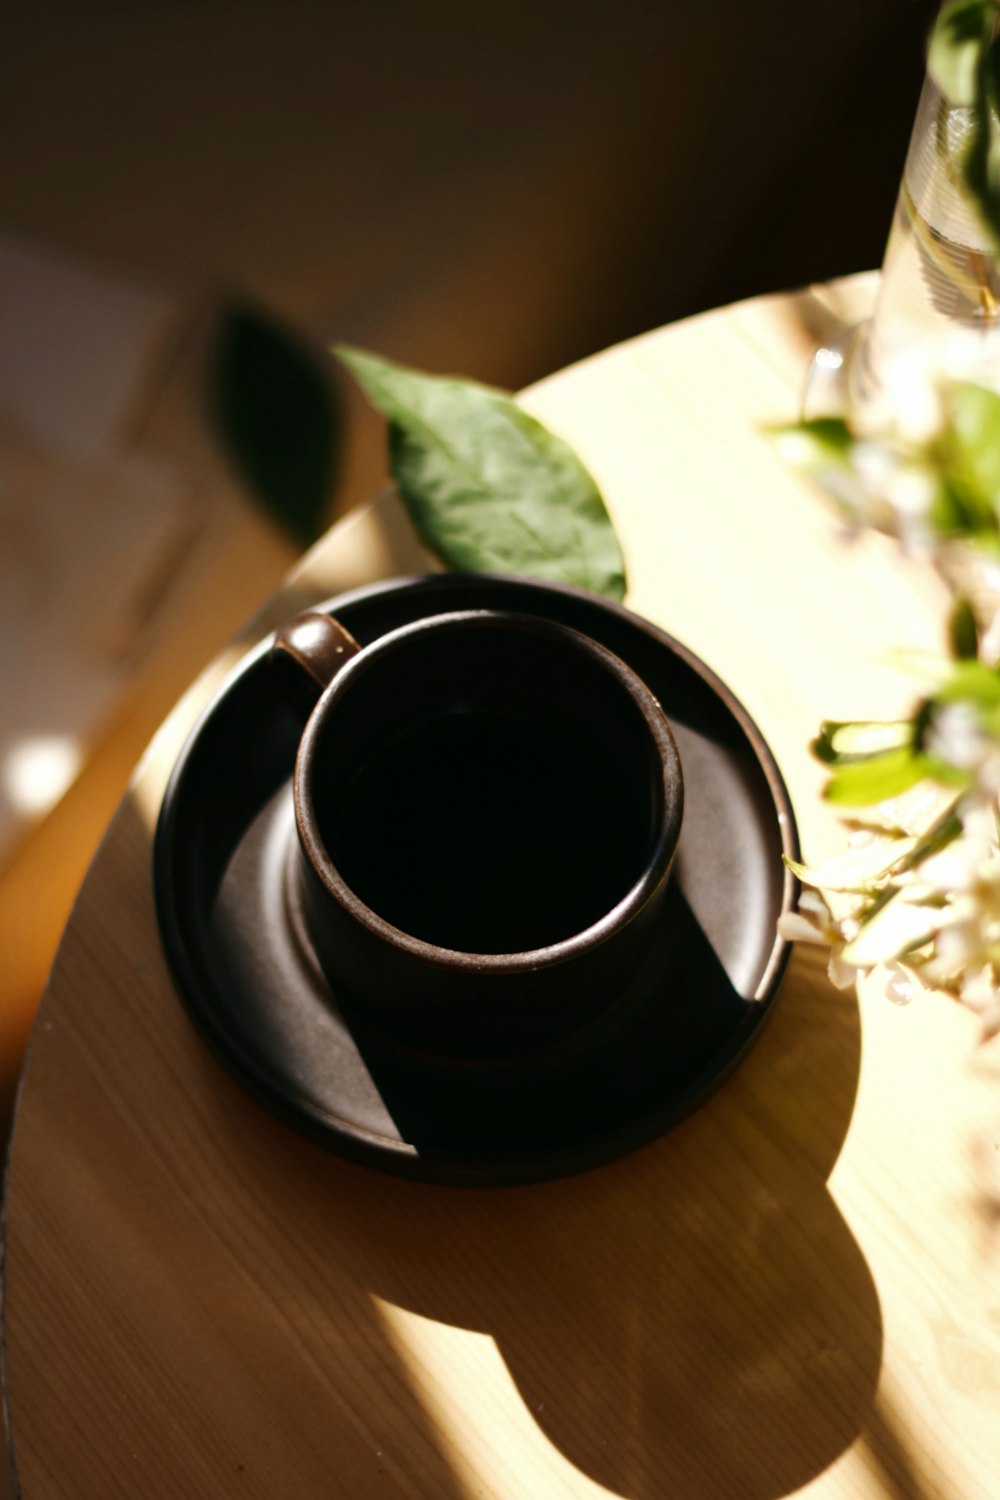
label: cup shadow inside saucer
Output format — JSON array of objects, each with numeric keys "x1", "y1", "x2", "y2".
[{"x1": 211, "y1": 781, "x2": 757, "y2": 1166}]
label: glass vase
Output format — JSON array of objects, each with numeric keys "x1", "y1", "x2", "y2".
[{"x1": 808, "y1": 64, "x2": 1000, "y2": 413}]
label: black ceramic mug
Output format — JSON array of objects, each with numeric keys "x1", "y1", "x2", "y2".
[{"x1": 270, "y1": 606, "x2": 684, "y2": 1057}]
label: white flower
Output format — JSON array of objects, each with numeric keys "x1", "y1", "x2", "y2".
[
  {"x1": 776, "y1": 889, "x2": 840, "y2": 946},
  {"x1": 828, "y1": 948, "x2": 863, "y2": 990},
  {"x1": 774, "y1": 360, "x2": 1000, "y2": 1040},
  {"x1": 777, "y1": 890, "x2": 862, "y2": 990},
  {"x1": 925, "y1": 704, "x2": 1000, "y2": 795},
  {"x1": 850, "y1": 440, "x2": 899, "y2": 498},
  {"x1": 883, "y1": 467, "x2": 937, "y2": 555},
  {"x1": 927, "y1": 702, "x2": 985, "y2": 768},
  {"x1": 924, "y1": 907, "x2": 989, "y2": 980},
  {"x1": 959, "y1": 967, "x2": 1000, "y2": 1044}
]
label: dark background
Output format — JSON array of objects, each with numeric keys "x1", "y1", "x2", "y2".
[{"x1": 3, "y1": 1, "x2": 938, "y2": 418}]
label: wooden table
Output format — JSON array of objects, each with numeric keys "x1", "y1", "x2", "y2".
[{"x1": 4, "y1": 275, "x2": 999, "y2": 1500}]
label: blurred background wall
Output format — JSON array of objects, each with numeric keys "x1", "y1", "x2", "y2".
[{"x1": 3, "y1": 0, "x2": 938, "y2": 513}]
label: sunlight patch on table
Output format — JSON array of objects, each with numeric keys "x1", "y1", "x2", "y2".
[
  {"x1": 372, "y1": 1298, "x2": 621, "y2": 1499},
  {"x1": 2, "y1": 733, "x2": 82, "y2": 820}
]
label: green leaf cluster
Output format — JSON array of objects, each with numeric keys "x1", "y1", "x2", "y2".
[
  {"x1": 775, "y1": 5, "x2": 1000, "y2": 998},
  {"x1": 811, "y1": 654, "x2": 1000, "y2": 809},
  {"x1": 773, "y1": 381, "x2": 1000, "y2": 547}
]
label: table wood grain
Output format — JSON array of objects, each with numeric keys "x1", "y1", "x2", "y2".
[{"x1": 4, "y1": 275, "x2": 999, "y2": 1499}]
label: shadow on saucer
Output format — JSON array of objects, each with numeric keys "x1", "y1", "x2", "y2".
[{"x1": 346, "y1": 881, "x2": 759, "y2": 1173}]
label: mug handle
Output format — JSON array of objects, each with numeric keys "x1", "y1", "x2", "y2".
[{"x1": 269, "y1": 610, "x2": 361, "y2": 717}]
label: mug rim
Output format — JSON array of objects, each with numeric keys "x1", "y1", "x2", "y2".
[{"x1": 292, "y1": 608, "x2": 684, "y2": 973}]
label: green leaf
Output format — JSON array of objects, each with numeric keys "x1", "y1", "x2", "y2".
[
  {"x1": 927, "y1": 0, "x2": 995, "y2": 105},
  {"x1": 960, "y1": 31, "x2": 1000, "y2": 256},
  {"x1": 934, "y1": 657, "x2": 1000, "y2": 705},
  {"x1": 944, "y1": 382, "x2": 1000, "y2": 503},
  {"x1": 986, "y1": 26, "x2": 1000, "y2": 119},
  {"x1": 812, "y1": 719, "x2": 913, "y2": 765},
  {"x1": 768, "y1": 418, "x2": 856, "y2": 476},
  {"x1": 929, "y1": 472, "x2": 997, "y2": 537},
  {"x1": 824, "y1": 747, "x2": 937, "y2": 806},
  {"x1": 212, "y1": 302, "x2": 339, "y2": 547},
  {"x1": 336, "y1": 345, "x2": 626, "y2": 601},
  {"x1": 931, "y1": 660, "x2": 1000, "y2": 738},
  {"x1": 949, "y1": 594, "x2": 981, "y2": 658},
  {"x1": 772, "y1": 415, "x2": 853, "y2": 454}
]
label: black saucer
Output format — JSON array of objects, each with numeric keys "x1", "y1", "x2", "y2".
[{"x1": 153, "y1": 574, "x2": 799, "y2": 1185}]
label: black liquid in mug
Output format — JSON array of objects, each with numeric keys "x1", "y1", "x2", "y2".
[{"x1": 321, "y1": 707, "x2": 652, "y2": 954}]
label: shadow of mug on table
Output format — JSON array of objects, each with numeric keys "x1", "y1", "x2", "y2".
[{"x1": 201, "y1": 934, "x2": 886, "y2": 1500}]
